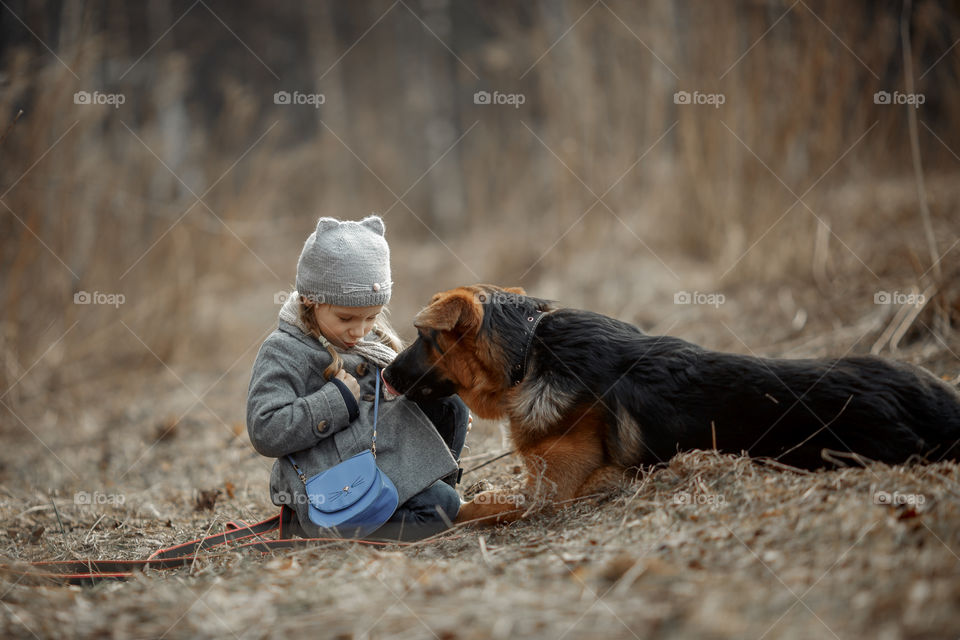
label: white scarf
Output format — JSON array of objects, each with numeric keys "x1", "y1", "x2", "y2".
[{"x1": 279, "y1": 291, "x2": 397, "y2": 369}]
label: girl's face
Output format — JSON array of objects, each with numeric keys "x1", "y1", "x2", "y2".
[{"x1": 313, "y1": 303, "x2": 384, "y2": 349}]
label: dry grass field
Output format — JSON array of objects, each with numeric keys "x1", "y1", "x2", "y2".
[{"x1": 2, "y1": 247, "x2": 959, "y2": 639}]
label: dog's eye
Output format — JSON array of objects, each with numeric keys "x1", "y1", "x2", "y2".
[
  {"x1": 477, "y1": 294, "x2": 487, "y2": 303},
  {"x1": 421, "y1": 387, "x2": 432, "y2": 396},
  {"x1": 419, "y1": 330, "x2": 444, "y2": 356}
]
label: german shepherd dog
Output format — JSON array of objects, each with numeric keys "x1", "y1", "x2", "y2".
[{"x1": 382, "y1": 285, "x2": 960, "y2": 524}]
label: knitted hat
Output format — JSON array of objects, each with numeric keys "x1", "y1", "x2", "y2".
[{"x1": 295, "y1": 215, "x2": 392, "y2": 307}]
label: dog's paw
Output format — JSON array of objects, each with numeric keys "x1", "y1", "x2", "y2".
[
  {"x1": 456, "y1": 490, "x2": 527, "y2": 525},
  {"x1": 462, "y1": 479, "x2": 495, "y2": 500}
]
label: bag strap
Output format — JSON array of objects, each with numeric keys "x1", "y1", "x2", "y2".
[
  {"x1": 371, "y1": 364, "x2": 380, "y2": 457},
  {"x1": 288, "y1": 365, "x2": 382, "y2": 483}
]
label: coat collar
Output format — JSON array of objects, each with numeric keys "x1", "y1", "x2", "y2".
[{"x1": 278, "y1": 319, "x2": 328, "y2": 352}]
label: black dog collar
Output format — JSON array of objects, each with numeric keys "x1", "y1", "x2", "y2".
[{"x1": 510, "y1": 309, "x2": 548, "y2": 386}]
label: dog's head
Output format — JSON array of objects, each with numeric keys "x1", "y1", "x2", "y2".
[{"x1": 383, "y1": 285, "x2": 551, "y2": 415}]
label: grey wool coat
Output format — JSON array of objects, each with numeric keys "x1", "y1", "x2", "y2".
[{"x1": 246, "y1": 319, "x2": 459, "y2": 530}]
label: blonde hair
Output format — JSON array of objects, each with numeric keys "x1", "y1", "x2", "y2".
[{"x1": 298, "y1": 299, "x2": 403, "y2": 380}]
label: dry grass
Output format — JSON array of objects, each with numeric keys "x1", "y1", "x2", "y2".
[
  {"x1": 2, "y1": 302, "x2": 960, "y2": 638},
  {"x1": 3, "y1": 0, "x2": 960, "y2": 406},
  {"x1": 3, "y1": 420, "x2": 960, "y2": 638}
]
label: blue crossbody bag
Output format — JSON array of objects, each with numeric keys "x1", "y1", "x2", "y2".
[{"x1": 286, "y1": 366, "x2": 399, "y2": 537}]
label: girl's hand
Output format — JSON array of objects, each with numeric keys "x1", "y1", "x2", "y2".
[{"x1": 335, "y1": 368, "x2": 361, "y2": 401}]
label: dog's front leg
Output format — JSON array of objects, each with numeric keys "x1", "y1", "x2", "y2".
[
  {"x1": 457, "y1": 410, "x2": 609, "y2": 525},
  {"x1": 455, "y1": 451, "x2": 563, "y2": 526}
]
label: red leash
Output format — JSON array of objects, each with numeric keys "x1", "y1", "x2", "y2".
[{"x1": 2, "y1": 507, "x2": 411, "y2": 586}]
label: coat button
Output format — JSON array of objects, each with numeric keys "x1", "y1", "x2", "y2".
[
  {"x1": 317, "y1": 420, "x2": 327, "y2": 433},
  {"x1": 355, "y1": 363, "x2": 368, "y2": 377}
]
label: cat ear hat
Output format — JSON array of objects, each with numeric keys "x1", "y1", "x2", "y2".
[{"x1": 295, "y1": 215, "x2": 392, "y2": 308}]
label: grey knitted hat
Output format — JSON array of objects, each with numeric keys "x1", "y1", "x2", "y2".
[{"x1": 295, "y1": 215, "x2": 392, "y2": 307}]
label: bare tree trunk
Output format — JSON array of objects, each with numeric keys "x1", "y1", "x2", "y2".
[
  {"x1": 394, "y1": 0, "x2": 466, "y2": 234},
  {"x1": 308, "y1": 1, "x2": 357, "y2": 216},
  {"x1": 419, "y1": 0, "x2": 466, "y2": 234}
]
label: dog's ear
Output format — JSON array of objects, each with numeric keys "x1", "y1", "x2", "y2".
[
  {"x1": 414, "y1": 293, "x2": 481, "y2": 334},
  {"x1": 505, "y1": 286, "x2": 526, "y2": 295}
]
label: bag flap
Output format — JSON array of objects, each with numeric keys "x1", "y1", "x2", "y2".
[{"x1": 304, "y1": 451, "x2": 378, "y2": 513}]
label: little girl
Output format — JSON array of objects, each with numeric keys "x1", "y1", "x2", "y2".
[{"x1": 247, "y1": 215, "x2": 468, "y2": 540}]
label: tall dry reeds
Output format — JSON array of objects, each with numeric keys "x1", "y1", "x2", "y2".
[
  {"x1": 2, "y1": 0, "x2": 958, "y2": 417},
  {"x1": 0, "y1": 36, "x2": 274, "y2": 409}
]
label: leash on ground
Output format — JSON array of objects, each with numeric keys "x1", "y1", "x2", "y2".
[
  {"x1": 1, "y1": 506, "x2": 421, "y2": 586},
  {"x1": 462, "y1": 449, "x2": 516, "y2": 476}
]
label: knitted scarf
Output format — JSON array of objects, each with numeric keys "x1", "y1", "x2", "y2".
[{"x1": 279, "y1": 291, "x2": 397, "y2": 369}]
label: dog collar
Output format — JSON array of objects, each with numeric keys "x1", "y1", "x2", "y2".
[{"x1": 511, "y1": 309, "x2": 548, "y2": 386}]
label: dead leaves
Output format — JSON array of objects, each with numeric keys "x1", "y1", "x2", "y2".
[
  {"x1": 193, "y1": 489, "x2": 221, "y2": 512},
  {"x1": 193, "y1": 481, "x2": 237, "y2": 511}
]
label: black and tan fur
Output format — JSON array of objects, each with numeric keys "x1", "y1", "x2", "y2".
[{"x1": 383, "y1": 285, "x2": 960, "y2": 524}]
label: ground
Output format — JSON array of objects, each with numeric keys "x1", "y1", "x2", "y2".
[{"x1": 2, "y1": 268, "x2": 959, "y2": 639}]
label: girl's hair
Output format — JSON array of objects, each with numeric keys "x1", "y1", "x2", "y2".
[{"x1": 298, "y1": 300, "x2": 403, "y2": 380}]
